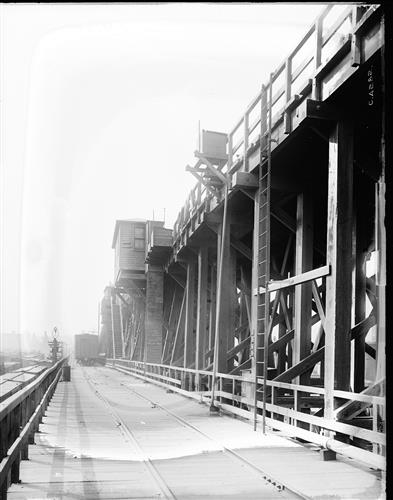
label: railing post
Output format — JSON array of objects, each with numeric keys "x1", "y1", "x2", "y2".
[
  {"x1": 227, "y1": 133, "x2": 233, "y2": 173},
  {"x1": 10, "y1": 453, "x2": 20, "y2": 484},
  {"x1": 243, "y1": 114, "x2": 249, "y2": 172},
  {"x1": 284, "y1": 57, "x2": 292, "y2": 134},
  {"x1": 312, "y1": 16, "x2": 323, "y2": 100},
  {"x1": 21, "y1": 444, "x2": 29, "y2": 461},
  {"x1": 351, "y1": 6, "x2": 362, "y2": 67}
]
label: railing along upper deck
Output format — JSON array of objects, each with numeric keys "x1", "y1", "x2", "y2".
[{"x1": 172, "y1": 4, "x2": 382, "y2": 245}]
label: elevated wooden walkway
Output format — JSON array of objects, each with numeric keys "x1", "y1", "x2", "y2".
[{"x1": 8, "y1": 366, "x2": 384, "y2": 499}]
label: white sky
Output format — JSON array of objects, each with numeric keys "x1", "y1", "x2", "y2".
[{"x1": 0, "y1": 2, "x2": 327, "y2": 345}]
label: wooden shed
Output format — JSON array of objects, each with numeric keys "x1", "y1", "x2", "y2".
[{"x1": 112, "y1": 219, "x2": 147, "y2": 288}]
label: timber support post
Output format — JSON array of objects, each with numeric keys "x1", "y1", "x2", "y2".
[
  {"x1": 196, "y1": 246, "x2": 208, "y2": 391},
  {"x1": 324, "y1": 120, "x2": 354, "y2": 420}
]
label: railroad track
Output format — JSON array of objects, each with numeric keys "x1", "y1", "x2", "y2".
[
  {"x1": 83, "y1": 366, "x2": 310, "y2": 500},
  {"x1": 82, "y1": 367, "x2": 177, "y2": 500}
]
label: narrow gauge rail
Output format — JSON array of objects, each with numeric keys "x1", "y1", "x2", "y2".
[{"x1": 83, "y1": 366, "x2": 307, "y2": 500}]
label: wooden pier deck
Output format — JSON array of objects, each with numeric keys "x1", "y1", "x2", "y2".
[{"x1": 7, "y1": 366, "x2": 384, "y2": 499}]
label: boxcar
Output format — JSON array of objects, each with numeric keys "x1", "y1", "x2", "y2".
[{"x1": 74, "y1": 334, "x2": 104, "y2": 365}]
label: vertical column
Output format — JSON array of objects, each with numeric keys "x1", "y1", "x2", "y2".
[
  {"x1": 277, "y1": 290, "x2": 289, "y2": 376},
  {"x1": 227, "y1": 249, "x2": 237, "y2": 372},
  {"x1": 196, "y1": 247, "x2": 208, "y2": 378},
  {"x1": 119, "y1": 299, "x2": 125, "y2": 358},
  {"x1": 376, "y1": 30, "x2": 386, "y2": 428},
  {"x1": 375, "y1": 178, "x2": 386, "y2": 431},
  {"x1": 216, "y1": 211, "x2": 233, "y2": 374},
  {"x1": 208, "y1": 264, "x2": 217, "y2": 360},
  {"x1": 353, "y1": 212, "x2": 366, "y2": 392},
  {"x1": 293, "y1": 193, "x2": 313, "y2": 380},
  {"x1": 184, "y1": 260, "x2": 196, "y2": 368},
  {"x1": 324, "y1": 121, "x2": 353, "y2": 419},
  {"x1": 294, "y1": 192, "x2": 313, "y2": 428},
  {"x1": 110, "y1": 293, "x2": 116, "y2": 362},
  {"x1": 133, "y1": 296, "x2": 146, "y2": 361},
  {"x1": 145, "y1": 265, "x2": 164, "y2": 363}
]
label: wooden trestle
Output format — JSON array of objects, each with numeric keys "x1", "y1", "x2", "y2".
[{"x1": 101, "y1": 5, "x2": 385, "y2": 470}]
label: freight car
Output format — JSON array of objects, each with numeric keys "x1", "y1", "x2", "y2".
[{"x1": 74, "y1": 333, "x2": 105, "y2": 365}]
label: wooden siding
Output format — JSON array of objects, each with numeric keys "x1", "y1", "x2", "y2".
[
  {"x1": 151, "y1": 227, "x2": 172, "y2": 247},
  {"x1": 114, "y1": 222, "x2": 146, "y2": 279}
]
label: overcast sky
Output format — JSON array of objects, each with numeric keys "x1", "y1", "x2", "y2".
[{"x1": 0, "y1": 3, "x2": 328, "y2": 345}]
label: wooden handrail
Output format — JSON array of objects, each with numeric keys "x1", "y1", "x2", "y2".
[{"x1": 0, "y1": 358, "x2": 67, "y2": 496}]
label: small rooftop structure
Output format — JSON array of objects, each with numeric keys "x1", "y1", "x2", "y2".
[{"x1": 112, "y1": 219, "x2": 172, "y2": 289}]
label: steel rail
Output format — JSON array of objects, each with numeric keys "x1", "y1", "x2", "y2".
[
  {"x1": 117, "y1": 373, "x2": 311, "y2": 500},
  {"x1": 81, "y1": 367, "x2": 177, "y2": 500}
]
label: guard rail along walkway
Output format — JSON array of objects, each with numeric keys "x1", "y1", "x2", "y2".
[{"x1": 0, "y1": 358, "x2": 68, "y2": 499}]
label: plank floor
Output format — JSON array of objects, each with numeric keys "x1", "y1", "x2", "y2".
[{"x1": 7, "y1": 366, "x2": 385, "y2": 499}]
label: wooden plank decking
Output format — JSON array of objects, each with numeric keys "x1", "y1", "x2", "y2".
[{"x1": 7, "y1": 366, "x2": 384, "y2": 499}]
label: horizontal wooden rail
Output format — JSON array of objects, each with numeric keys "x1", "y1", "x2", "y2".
[
  {"x1": 109, "y1": 355, "x2": 386, "y2": 470},
  {"x1": 0, "y1": 358, "x2": 67, "y2": 498},
  {"x1": 264, "y1": 265, "x2": 330, "y2": 293}
]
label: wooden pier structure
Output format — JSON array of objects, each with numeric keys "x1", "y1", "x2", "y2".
[
  {"x1": 0, "y1": 4, "x2": 386, "y2": 499},
  {"x1": 100, "y1": 4, "x2": 386, "y2": 471}
]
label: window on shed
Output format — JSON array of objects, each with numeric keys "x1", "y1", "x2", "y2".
[{"x1": 134, "y1": 226, "x2": 145, "y2": 250}]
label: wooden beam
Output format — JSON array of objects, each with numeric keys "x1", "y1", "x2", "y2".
[
  {"x1": 227, "y1": 336, "x2": 250, "y2": 359},
  {"x1": 185, "y1": 167, "x2": 218, "y2": 199},
  {"x1": 184, "y1": 261, "x2": 196, "y2": 368},
  {"x1": 375, "y1": 175, "x2": 386, "y2": 434},
  {"x1": 229, "y1": 358, "x2": 252, "y2": 375},
  {"x1": 268, "y1": 329, "x2": 294, "y2": 355},
  {"x1": 365, "y1": 343, "x2": 376, "y2": 359},
  {"x1": 271, "y1": 207, "x2": 296, "y2": 233},
  {"x1": 115, "y1": 291, "x2": 130, "y2": 306},
  {"x1": 279, "y1": 293, "x2": 292, "y2": 332},
  {"x1": 168, "y1": 271, "x2": 185, "y2": 289},
  {"x1": 170, "y1": 291, "x2": 186, "y2": 364},
  {"x1": 239, "y1": 188, "x2": 256, "y2": 201},
  {"x1": 208, "y1": 264, "x2": 217, "y2": 357},
  {"x1": 206, "y1": 222, "x2": 252, "y2": 261},
  {"x1": 335, "y1": 379, "x2": 385, "y2": 421},
  {"x1": 354, "y1": 238, "x2": 367, "y2": 392},
  {"x1": 293, "y1": 192, "x2": 313, "y2": 386},
  {"x1": 277, "y1": 291, "x2": 290, "y2": 375},
  {"x1": 232, "y1": 171, "x2": 258, "y2": 189},
  {"x1": 240, "y1": 267, "x2": 252, "y2": 330},
  {"x1": 274, "y1": 314, "x2": 375, "y2": 383},
  {"x1": 161, "y1": 285, "x2": 182, "y2": 364},
  {"x1": 311, "y1": 280, "x2": 326, "y2": 331},
  {"x1": 196, "y1": 247, "x2": 208, "y2": 375},
  {"x1": 271, "y1": 206, "x2": 325, "y2": 257},
  {"x1": 215, "y1": 212, "x2": 236, "y2": 373},
  {"x1": 230, "y1": 237, "x2": 252, "y2": 260},
  {"x1": 324, "y1": 120, "x2": 354, "y2": 419},
  {"x1": 194, "y1": 151, "x2": 228, "y2": 185},
  {"x1": 266, "y1": 265, "x2": 330, "y2": 293}
]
